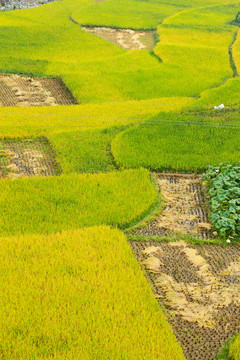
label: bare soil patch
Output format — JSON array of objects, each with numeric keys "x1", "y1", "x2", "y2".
[
  {"x1": 0, "y1": 138, "x2": 61, "y2": 179},
  {"x1": 131, "y1": 240, "x2": 240, "y2": 360},
  {"x1": 82, "y1": 27, "x2": 155, "y2": 50},
  {"x1": 0, "y1": 75, "x2": 75, "y2": 107},
  {"x1": 131, "y1": 173, "x2": 211, "y2": 239}
]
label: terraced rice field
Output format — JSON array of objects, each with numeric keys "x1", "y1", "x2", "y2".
[{"x1": 0, "y1": 0, "x2": 239, "y2": 358}]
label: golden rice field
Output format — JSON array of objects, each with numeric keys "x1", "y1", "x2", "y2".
[
  {"x1": 0, "y1": 227, "x2": 185, "y2": 359},
  {"x1": 0, "y1": 0, "x2": 239, "y2": 358}
]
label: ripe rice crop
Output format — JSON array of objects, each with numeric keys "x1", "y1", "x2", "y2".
[
  {"x1": 0, "y1": 0, "x2": 240, "y2": 358},
  {"x1": 111, "y1": 114, "x2": 240, "y2": 172},
  {"x1": 0, "y1": 226, "x2": 186, "y2": 359},
  {"x1": 194, "y1": 77, "x2": 240, "y2": 107},
  {"x1": 0, "y1": 98, "x2": 190, "y2": 139},
  {"x1": 49, "y1": 126, "x2": 127, "y2": 174},
  {"x1": 0, "y1": 0, "x2": 237, "y2": 103},
  {"x1": 72, "y1": 0, "x2": 184, "y2": 29},
  {"x1": 0, "y1": 168, "x2": 157, "y2": 236}
]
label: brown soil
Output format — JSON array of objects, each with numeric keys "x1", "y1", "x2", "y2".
[
  {"x1": 0, "y1": 138, "x2": 61, "y2": 179},
  {"x1": 131, "y1": 173, "x2": 211, "y2": 239},
  {"x1": 82, "y1": 27, "x2": 155, "y2": 51},
  {"x1": 0, "y1": 75, "x2": 75, "y2": 107},
  {"x1": 131, "y1": 240, "x2": 240, "y2": 360}
]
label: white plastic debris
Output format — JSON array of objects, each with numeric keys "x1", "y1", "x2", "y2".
[{"x1": 214, "y1": 104, "x2": 225, "y2": 110}]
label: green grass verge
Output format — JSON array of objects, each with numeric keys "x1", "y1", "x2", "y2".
[
  {"x1": 0, "y1": 226, "x2": 186, "y2": 360},
  {"x1": 216, "y1": 334, "x2": 239, "y2": 360},
  {"x1": 229, "y1": 335, "x2": 240, "y2": 360},
  {"x1": 128, "y1": 234, "x2": 223, "y2": 246},
  {"x1": 0, "y1": 168, "x2": 157, "y2": 236}
]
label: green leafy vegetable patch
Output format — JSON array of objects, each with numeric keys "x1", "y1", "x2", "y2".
[{"x1": 203, "y1": 163, "x2": 240, "y2": 241}]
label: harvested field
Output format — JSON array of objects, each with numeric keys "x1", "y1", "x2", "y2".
[
  {"x1": 131, "y1": 240, "x2": 240, "y2": 360},
  {"x1": 131, "y1": 173, "x2": 211, "y2": 239},
  {"x1": 0, "y1": 138, "x2": 61, "y2": 179},
  {"x1": 82, "y1": 27, "x2": 155, "y2": 50},
  {"x1": 0, "y1": 75, "x2": 75, "y2": 107}
]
